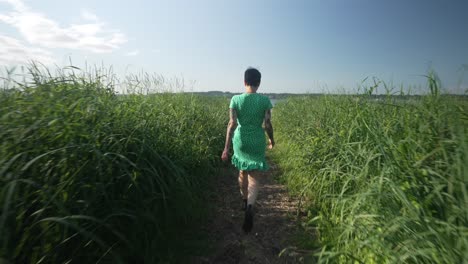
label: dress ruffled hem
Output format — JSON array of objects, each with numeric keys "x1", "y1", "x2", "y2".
[{"x1": 231, "y1": 155, "x2": 269, "y2": 171}]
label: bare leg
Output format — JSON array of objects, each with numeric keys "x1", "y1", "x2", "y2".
[
  {"x1": 238, "y1": 170, "x2": 248, "y2": 200},
  {"x1": 243, "y1": 170, "x2": 260, "y2": 233},
  {"x1": 247, "y1": 170, "x2": 260, "y2": 206}
]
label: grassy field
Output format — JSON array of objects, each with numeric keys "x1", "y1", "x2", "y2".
[
  {"x1": 0, "y1": 67, "x2": 228, "y2": 263},
  {"x1": 2, "y1": 66, "x2": 467, "y2": 263},
  {"x1": 271, "y1": 83, "x2": 468, "y2": 262}
]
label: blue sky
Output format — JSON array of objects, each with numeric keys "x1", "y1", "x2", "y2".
[{"x1": 0, "y1": 0, "x2": 467, "y2": 93}]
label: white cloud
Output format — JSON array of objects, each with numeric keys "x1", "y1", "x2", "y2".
[
  {"x1": 0, "y1": 34, "x2": 55, "y2": 65},
  {"x1": 0, "y1": 0, "x2": 127, "y2": 53},
  {"x1": 125, "y1": 49, "x2": 140, "y2": 56},
  {"x1": 151, "y1": 49, "x2": 161, "y2": 54}
]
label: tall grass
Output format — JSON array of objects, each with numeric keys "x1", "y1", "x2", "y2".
[
  {"x1": 272, "y1": 82, "x2": 467, "y2": 263},
  {"x1": 0, "y1": 65, "x2": 227, "y2": 263}
]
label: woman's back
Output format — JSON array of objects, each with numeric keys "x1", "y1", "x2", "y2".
[
  {"x1": 230, "y1": 93, "x2": 271, "y2": 129},
  {"x1": 229, "y1": 92, "x2": 272, "y2": 171}
]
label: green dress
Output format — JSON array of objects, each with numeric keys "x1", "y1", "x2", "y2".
[{"x1": 229, "y1": 93, "x2": 273, "y2": 171}]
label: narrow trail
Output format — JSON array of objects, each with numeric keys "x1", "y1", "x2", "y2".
[{"x1": 194, "y1": 162, "x2": 310, "y2": 264}]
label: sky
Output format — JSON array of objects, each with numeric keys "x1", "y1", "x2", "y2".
[{"x1": 0, "y1": 0, "x2": 467, "y2": 94}]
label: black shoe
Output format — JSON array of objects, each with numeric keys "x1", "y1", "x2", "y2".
[
  {"x1": 242, "y1": 205, "x2": 253, "y2": 233},
  {"x1": 241, "y1": 199, "x2": 247, "y2": 211}
]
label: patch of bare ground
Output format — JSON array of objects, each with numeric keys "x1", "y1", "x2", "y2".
[{"x1": 192, "y1": 162, "x2": 316, "y2": 264}]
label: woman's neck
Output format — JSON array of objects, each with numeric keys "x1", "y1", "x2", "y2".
[{"x1": 245, "y1": 86, "x2": 258, "y2": 94}]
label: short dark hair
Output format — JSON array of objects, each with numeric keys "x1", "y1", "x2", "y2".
[{"x1": 244, "y1": 67, "x2": 261, "y2": 87}]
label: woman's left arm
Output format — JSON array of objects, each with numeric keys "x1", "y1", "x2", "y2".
[
  {"x1": 221, "y1": 108, "x2": 237, "y2": 161},
  {"x1": 264, "y1": 109, "x2": 275, "y2": 149}
]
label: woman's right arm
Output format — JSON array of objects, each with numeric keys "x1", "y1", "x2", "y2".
[
  {"x1": 264, "y1": 109, "x2": 275, "y2": 149},
  {"x1": 221, "y1": 108, "x2": 237, "y2": 161}
]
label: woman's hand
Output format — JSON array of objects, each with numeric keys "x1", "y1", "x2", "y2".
[
  {"x1": 268, "y1": 139, "x2": 275, "y2": 149},
  {"x1": 221, "y1": 148, "x2": 229, "y2": 162}
]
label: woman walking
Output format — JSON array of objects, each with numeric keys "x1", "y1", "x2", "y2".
[{"x1": 221, "y1": 67, "x2": 275, "y2": 233}]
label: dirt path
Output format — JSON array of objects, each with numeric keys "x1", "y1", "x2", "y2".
[{"x1": 194, "y1": 162, "x2": 309, "y2": 264}]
